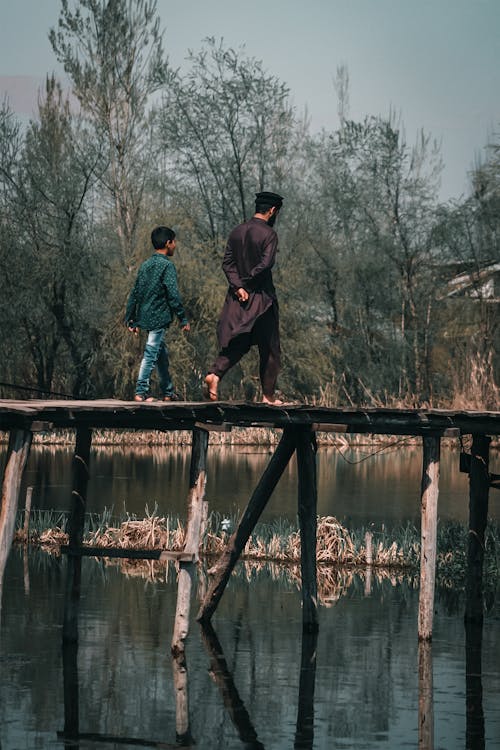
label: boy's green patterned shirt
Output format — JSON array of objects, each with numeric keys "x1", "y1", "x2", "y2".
[{"x1": 125, "y1": 253, "x2": 188, "y2": 330}]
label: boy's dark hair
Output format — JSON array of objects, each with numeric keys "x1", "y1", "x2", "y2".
[{"x1": 151, "y1": 226, "x2": 176, "y2": 249}]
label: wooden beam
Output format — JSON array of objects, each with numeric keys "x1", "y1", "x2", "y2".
[
  {"x1": 465, "y1": 434, "x2": 491, "y2": 625},
  {"x1": 60, "y1": 546, "x2": 195, "y2": 562},
  {"x1": 418, "y1": 435, "x2": 440, "y2": 641},
  {"x1": 296, "y1": 426, "x2": 319, "y2": 633},
  {"x1": 197, "y1": 427, "x2": 297, "y2": 623}
]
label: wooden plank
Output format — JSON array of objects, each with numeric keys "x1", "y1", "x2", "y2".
[
  {"x1": 465, "y1": 434, "x2": 491, "y2": 625},
  {"x1": 296, "y1": 426, "x2": 319, "y2": 633},
  {"x1": 311, "y1": 423, "x2": 348, "y2": 433},
  {"x1": 197, "y1": 426, "x2": 297, "y2": 623},
  {"x1": 1, "y1": 399, "x2": 500, "y2": 435},
  {"x1": 418, "y1": 435, "x2": 440, "y2": 641}
]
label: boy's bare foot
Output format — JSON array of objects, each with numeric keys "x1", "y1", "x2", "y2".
[
  {"x1": 203, "y1": 373, "x2": 219, "y2": 401},
  {"x1": 134, "y1": 394, "x2": 155, "y2": 402}
]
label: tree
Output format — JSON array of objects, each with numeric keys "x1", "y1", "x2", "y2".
[
  {"x1": 158, "y1": 37, "x2": 295, "y2": 243},
  {"x1": 0, "y1": 77, "x2": 107, "y2": 396},
  {"x1": 49, "y1": 0, "x2": 170, "y2": 269}
]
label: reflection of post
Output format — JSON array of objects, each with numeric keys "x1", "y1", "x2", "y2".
[
  {"x1": 0, "y1": 429, "x2": 32, "y2": 624},
  {"x1": 63, "y1": 427, "x2": 92, "y2": 644},
  {"x1": 296, "y1": 426, "x2": 319, "y2": 634},
  {"x1": 200, "y1": 622, "x2": 265, "y2": 749},
  {"x1": 418, "y1": 640, "x2": 434, "y2": 750},
  {"x1": 465, "y1": 619, "x2": 485, "y2": 750},
  {"x1": 171, "y1": 427, "x2": 209, "y2": 745},
  {"x1": 294, "y1": 631, "x2": 317, "y2": 749},
  {"x1": 465, "y1": 434, "x2": 490, "y2": 625},
  {"x1": 364, "y1": 531, "x2": 373, "y2": 597},
  {"x1": 62, "y1": 640, "x2": 80, "y2": 749},
  {"x1": 418, "y1": 436, "x2": 440, "y2": 641},
  {"x1": 198, "y1": 427, "x2": 296, "y2": 623}
]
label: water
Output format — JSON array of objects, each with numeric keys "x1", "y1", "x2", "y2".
[
  {"x1": 11, "y1": 443, "x2": 500, "y2": 527},
  {"x1": 1, "y1": 550, "x2": 499, "y2": 749},
  {"x1": 0, "y1": 443, "x2": 499, "y2": 748}
]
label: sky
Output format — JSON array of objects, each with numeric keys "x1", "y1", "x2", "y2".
[{"x1": 1, "y1": 0, "x2": 500, "y2": 201}]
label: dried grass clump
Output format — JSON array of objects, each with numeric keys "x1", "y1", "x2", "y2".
[{"x1": 88, "y1": 515, "x2": 186, "y2": 550}]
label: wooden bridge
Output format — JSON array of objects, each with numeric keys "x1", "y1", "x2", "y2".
[{"x1": 1, "y1": 399, "x2": 499, "y2": 642}]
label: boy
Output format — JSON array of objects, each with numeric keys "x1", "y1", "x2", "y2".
[{"x1": 125, "y1": 226, "x2": 190, "y2": 401}]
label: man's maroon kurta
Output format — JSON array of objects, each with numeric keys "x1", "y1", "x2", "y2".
[{"x1": 216, "y1": 216, "x2": 279, "y2": 349}]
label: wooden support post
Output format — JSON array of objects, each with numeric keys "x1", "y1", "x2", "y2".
[
  {"x1": 171, "y1": 427, "x2": 209, "y2": 745},
  {"x1": 296, "y1": 425, "x2": 319, "y2": 633},
  {"x1": 465, "y1": 434, "x2": 491, "y2": 625},
  {"x1": 418, "y1": 640, "x2": 434, "y2": 749},
  {"x1": 23, "y1": 485, "x2": 33, "y2": 542},
  {"x1": 63, "y1": 427, "x2": 92, "y2": 644},
  {"x1": 418, "y1": 436, "x2": 440, "y2": 641},
  {"x1": 197, "y1": 427, "x2": 297, "y2": 623},
  {"x1": 67, "y1": 428, "x2": 92, "y2": 549},
  {"x1": 0, "y1": 429, "x2": 32, "y2": 613}
]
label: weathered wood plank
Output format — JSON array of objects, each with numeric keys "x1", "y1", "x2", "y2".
[
  {"x1": 1, "y1": 399, "x2": 499, "y2": 434},
  {"x1": 197, "y1": 427, "x2": 297, "y2": 623},
  {"x1": 418, "y1": 435, "x2": 440, "y2": 641}
]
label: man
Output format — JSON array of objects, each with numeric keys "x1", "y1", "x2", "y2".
[{"x1": 204, "y1": 191, "x2": 284, "y2": 404}]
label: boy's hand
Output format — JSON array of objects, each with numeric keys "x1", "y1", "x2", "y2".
[
  {"x1": 128, "y1": 326, "x2": 139, "y2": 335},
  {"x1": 182, "y1": 323, "x2": 190, "y2": 332}
]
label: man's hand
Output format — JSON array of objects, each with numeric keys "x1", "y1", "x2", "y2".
[
  {"x1": 182, "y1": 323, "x2": 191, "y2": 332},
  {"x1": 128, "y1": 326, "x2": 139, "y2": 335},
  {"x1": 236, "y1": 287, "x2": 249, "y2": 302}
]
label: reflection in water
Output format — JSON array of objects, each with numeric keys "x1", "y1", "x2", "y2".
[
  {"x1": 294, "y1": 631, "x2": 318, "y2": 750},
  {"x1": 418, "y1": 641, "x2": 434, "y2": 750},
  {"x1": 466, "y1": 620, "x2": 485, "y2": 750},
  {"x1": 201, "y1": 621, "x2": 265, "y2": 750},
  {"x1": 1, "y1": 549, "x2": 499, "y2": 747},
  {"x1": 9, "y1": 443, "x2": 499, "y2": 526}
]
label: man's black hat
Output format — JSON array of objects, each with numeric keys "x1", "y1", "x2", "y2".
[{"x1": 255, "y1": 191, "x2": 284, "y2": 209}]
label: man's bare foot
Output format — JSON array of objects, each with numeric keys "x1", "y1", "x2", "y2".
[
  {"x1": 203, "y1": 373, "x2": 219, "y2": 401},
  {"x1": 262, "y1": 395, "x2": 285, "y2": 405}
]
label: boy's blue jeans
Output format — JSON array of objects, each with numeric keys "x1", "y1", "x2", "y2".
[{"x1": 135, "y1": 328, "x2": 175, "y2": 397}]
